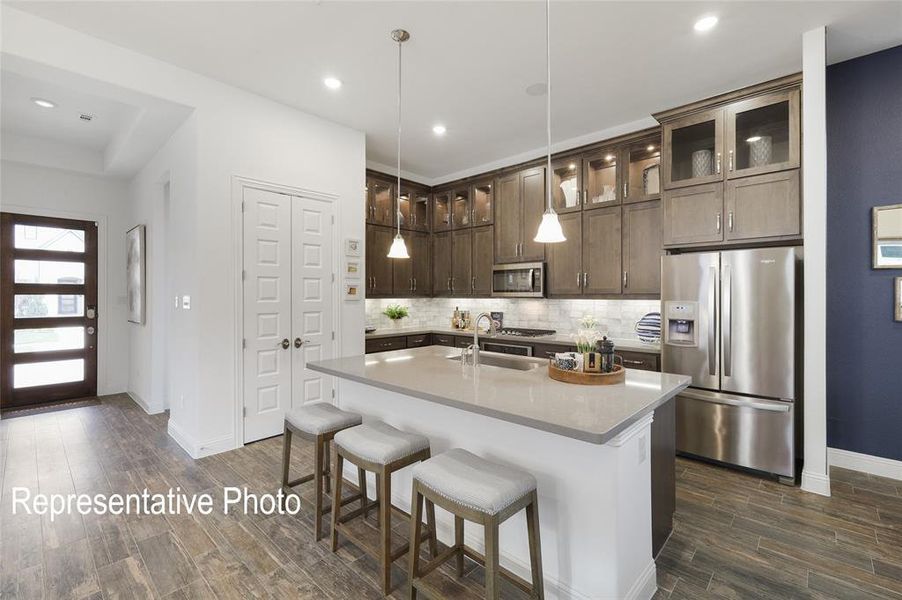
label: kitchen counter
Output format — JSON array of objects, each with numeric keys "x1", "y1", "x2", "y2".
[
  {"x1": 365, "y1": 325, "x2": 662, "y2": 354},
  {"x1": 308, "y1": 346, "x2": 687, "y2": 445}
]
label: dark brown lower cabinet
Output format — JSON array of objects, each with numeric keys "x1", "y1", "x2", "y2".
[
  {"x1": 406, "y1": 333, "x2": 431, "y2": 348},
  {"x1": 583, "y1": 206, "x2": 622, "y2": 295},
  {"x1": 432, "y1": 333, "x2": 455, "y2": 346},
  {"x1": 432, "y1": 232, "x2": 452, "y2": 297},
  {"x1": 546, "y1": 213, "x2": 583, "y2": 296},
  {"x1": 472, "y1": 226, "x2": 494, "y2": 296},
  {"x1": 622, "y1": 200, "x2": 662, "y2": 296},
  {"x1": 366, "y1": 225, "x2": 394, "y2": 297},
  {"x1": 451, "y1": 229, "x2": 472, "y2": 296},
  {"x1": 365, "y1": 336, "x2": 407, "y2": 353}
]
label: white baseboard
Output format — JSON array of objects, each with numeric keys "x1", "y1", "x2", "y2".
[
  {"x1": 127, "y1": 390, "x2": 164, "y2": 415},
  {"x1": 625, "y1": 560, "x2": 658, "y2": 600},
  {"x1": 167, "y1": 419, "x2": 235, "y2": 459},
  {"x1": 801, "y1": 468, "x2": 832, "y2": 496},
  {"x1": 829, "y1": 448, "x2": 902, "y2": 481}
]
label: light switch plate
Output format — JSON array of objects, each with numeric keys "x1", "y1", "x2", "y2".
[
  {"x1": 174, "y1": 296, "x2": 180, "y2": 308},
  {"x1": 182, "y1": 295, "x2": 191, "y2": 310}
]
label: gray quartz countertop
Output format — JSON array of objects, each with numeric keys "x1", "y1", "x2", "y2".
[
  {"x1": 308, "y1": 346, "x2": 688, "y2": 445},
  {"x1": 365, "y1": 325, "x2": 661, "y2": 354}
]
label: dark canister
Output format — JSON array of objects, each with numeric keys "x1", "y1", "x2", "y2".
[{"x1": 598, "y1": 336, "x2": 616, "y2": 373}]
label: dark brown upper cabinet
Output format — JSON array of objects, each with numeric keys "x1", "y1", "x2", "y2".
[
  {"x1": 452, "y1": 188, "x2": 471, "y2": 229},
  {"x1": 391, "y1": 231, "x2": 431, "y2": 296},
  {"x1": 451, "y1": 229, "x2": 472, "y2": 296},
  {"x1": 546, "y1": 212, "x2": 583, "y2": 296},
  {"x1": 662, "y1": 183, "x2": 724, "y2": 246},
  {"x1": 583, "y1": 206, "x2": 623, "y2": 295},
  {"x1": 471, "y1": 180, "x2": 494, "y2": 226},
  {"x1": 493, "y1": 167, "x2": 545, "y2": 264},
  {"x1": 366, "y1": 177, "x2": 395, "y2": 226},
  {"x1": 365, "y1": 224, "x2": 394, "y2": 297},
  {"x1": 583, "y1": 149, "x2": 620, "y2": 209},
  {"x1": 519, "y1": 167, "x2": 547, "y2": 262},
  {"x1": 623, "y1": 136, "x2": 662, "y2": 204},
  {"x1": 472, "y1": 226, "x2": 494, "y2": 296},
  {"x1": 622, "y1": 200, "x2": 662, "y2": 296},
  {"x1": 432, "y1": 231, "x2": 453, "y2": 297},
  {"x1": 662, "y1": 108, "x2": 724, "y2": 190},
  {"x1": 551, "y1": 158, "x2": 583, "y2": 214},
  {"x1": 399, "y1": 185, "x2": 430, "y2": 232},
  {"x1": 432, "y1": 190, "x2": 453, "y2": 232},
  {"x1": 725, "y1": 89, "x2": 800, "y2": 179}
]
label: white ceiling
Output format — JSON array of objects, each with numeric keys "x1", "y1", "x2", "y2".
[{"x1": 8, "y1": 1, "x2": 902, "y2": 183}]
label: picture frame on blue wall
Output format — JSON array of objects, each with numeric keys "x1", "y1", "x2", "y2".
[
  {"x1": 872, "y1": 203, "x2": 902, "y2": 269},
  {"x1": 895, "y1": 277, "x2": 902, "y2": 322}
]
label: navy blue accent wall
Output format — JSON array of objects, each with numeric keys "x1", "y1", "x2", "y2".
[{"x1": 826, "y1": 45, "x2": 902, "y2": 461}]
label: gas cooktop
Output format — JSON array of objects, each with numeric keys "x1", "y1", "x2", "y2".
[{"x1": 496, "y1": 327, "x2": 556, "y2": 338}]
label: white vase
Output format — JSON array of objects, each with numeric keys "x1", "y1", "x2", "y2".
[
  {"x1": 390, "y1": 319, "x2": 403, "y2": 328},
  {"x1": 691, "y1": 149, "x2": 714, "y2": 178}
]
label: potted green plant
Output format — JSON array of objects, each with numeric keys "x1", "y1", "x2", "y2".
[{"x1": 383, "y1": 304, "x2": 409, "y2": 328}]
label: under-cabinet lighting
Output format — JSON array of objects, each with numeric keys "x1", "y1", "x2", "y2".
[
  {"x1": 746, "y1": 136, "x2": 762, "y2": 143},
  {"x1": 694, "y1": 15, "x2": 718, "y2": 32}
]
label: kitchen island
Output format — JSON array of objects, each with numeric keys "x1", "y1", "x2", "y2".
[{"x1": 308, "y1": 346, "x2": 690, "y2": 600}]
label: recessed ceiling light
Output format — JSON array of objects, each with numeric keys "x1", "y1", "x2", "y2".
[
  {"x1": 647, "y1": 144, "x2": 655, "y2": 151},
  {"x1": 694, "y1": 15, "x2": 718, "y2": 32},
  {"x1": 746, "y1": 136, "x2": 762, "y2": 143},
  {"x1": 323, "y1": 77, "x2": 342, "y2": 90},
  {"x1": 432, "y1": 124, "x2": 446, "y2": 135},
  {"x1": 31, "y1": 97, "x2": 56, "y2": 109}
]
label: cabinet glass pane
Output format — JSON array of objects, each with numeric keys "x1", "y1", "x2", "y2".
[
  {"x1": 14, "y1": 225, "x2": 85, "y2": 252},
  {"x1": 671, "y1": 120, "x2": 716, "y2": 182},
  {"x1": 433, "y1": 193, "x2": 452, "y2": 230},
  {"x1": 14, "y1": 294, "x2": 84, "y2": 318},
  {"x1": 15, "y1": 260, "x2": 85, "y2": 284},
  {"x1": 626, "y1": 143, "x2": 661, "y2": 199},
  {"x1": 452, "y1": 190, "x2": 470, "y2": 227},
  {"x1": 371, "y1": 181, "x2": 394, "y2": 225},
  {"x1": 14, "y1": 359, "x2": 84, "y2": 388},
  {"x1": 553, "y1": 162, "x2": 581, "y2": 210},
  {"x1": 734, "y1": 100, "x2": 790, "y2": 171},
  {"x1": 473, "y1": 183, "x2": 493, "y2": 225},
  {"x1": 398, "y1": 189, "x2": 412, "y2": 227},
  {"x1": 14, "y1": 327, "x2": 85, "y2": 353},
  {"x1": 585, "y1": 154, "x2": 618, "y2": 206},
  {"x1": 412, "y1": 193, "x2": 429, "y2": 228}
]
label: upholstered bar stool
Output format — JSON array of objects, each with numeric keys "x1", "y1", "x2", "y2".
[
  {"x1": 331, "y1": 421, "x2": 438, "y2": 595},
  {"x1": 408, "y1": 449, "x2": 544, "y2": 600},
  {"x1": 281, "y1": 402, "x2": 367, "y2": 541}
]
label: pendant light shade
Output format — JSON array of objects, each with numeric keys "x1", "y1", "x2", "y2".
[
  {"x1": 387, "y1": 28, "x2": 410, "y2": 259},
  {"x1": 533, "y1": 0, "x2": 566, "y2": 244},
  {"x1": 387, "y1": 233, "x2": 410, "y2": 258}
]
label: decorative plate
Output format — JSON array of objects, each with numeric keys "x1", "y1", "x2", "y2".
[{"x1": 635, "y1": 312, "x2": 661, "y2": 343}]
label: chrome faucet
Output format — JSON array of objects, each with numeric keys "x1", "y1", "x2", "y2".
[{"x1": 465, "y1": 312, "x2": 498, "y2": 366}]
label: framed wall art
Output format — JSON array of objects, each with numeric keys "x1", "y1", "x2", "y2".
[{"x1": 126, "y1": 224, "x2": 146, "y2": 324}]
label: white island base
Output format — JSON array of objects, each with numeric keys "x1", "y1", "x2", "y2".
[{"x1": 336, "y1": 379, "x2": 659, "y2": 600}]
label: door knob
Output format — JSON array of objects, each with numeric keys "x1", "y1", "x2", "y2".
[
  {"x1": 294, "y1": 338, "x2": 304, "y2": 348},
  {"x1": 281, "y1": 338, "x2": 290, "y2": 349}
]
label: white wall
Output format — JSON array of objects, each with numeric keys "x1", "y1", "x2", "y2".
[
  {"x1": 2, "y1": 7, "x2": 366, "y2": 457},
  {"x1": 0, "y1": 160, "x2": 130, "y2": 395}
]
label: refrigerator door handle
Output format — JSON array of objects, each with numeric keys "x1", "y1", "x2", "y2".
[
  {"x1": 723, "y1": 264, "x2": 732, "y2": 377},
  {"x1": 708, "y1": 265, "x2": 717, "y2": 376},
  {"x1": 681, "y1": 389, "x2": 791, "y2": 413}
]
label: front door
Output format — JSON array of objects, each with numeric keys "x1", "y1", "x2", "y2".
[
  {"x1": 242, "y1": 188, "x2": 334, "y2": 442},
  {"x1": 0, "y1": 213, "x2": 99, "y2": 409}
]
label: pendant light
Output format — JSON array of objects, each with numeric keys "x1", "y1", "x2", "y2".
[
  {"x1": 533, "y1": 0, "x2": 566, "y2": 244},
  {"x1": 387, "y1": 29, "x2": 411, "y2": 259}
]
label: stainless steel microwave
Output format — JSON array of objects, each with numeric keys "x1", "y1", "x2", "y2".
[{"x1": 492, "y1": 262, "x2": 545, "y2": 297}]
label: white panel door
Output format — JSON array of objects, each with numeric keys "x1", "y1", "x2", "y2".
[
  {"x1": 243, "y1": 188, "x2": 292, "y2": 442},
  {"x1": 291, "y1": 196, "x2": 335, "y2": 410}
]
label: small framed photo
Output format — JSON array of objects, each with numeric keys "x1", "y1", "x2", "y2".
[
  {"x1": 345, "y1": 238, "x2": 361, "y2": 257},
  {"x1": 345, "y1": 281, "x2": 362, "y2": 300},
  {"x1": 345, "y1": 260, "x2": 361, "y2": 276},
  {"x1": 895, "y1": 277, "x2": 902, "y2": 322}
]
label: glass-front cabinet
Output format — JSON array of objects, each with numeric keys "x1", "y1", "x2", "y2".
[
  {"x1": 551, "y1": 158, "x2": 582, "y2": 213},
  {"x1": 366, "y1": 177, "x2": 395, "y2": 226},
  {"x1": 471, "y1": 179, "x2": 494, "y2": 225},
  {"x1": 663, "y1": 108, "x2": 723, "y2": 190},
  {"x1": 623, "y1": 137, "x2": 661, "y2": 204},
  {"x1": 432, "y1": 190, "x2": 453, "y2": 232},
  {"x1": 583, "y1": 150, "x2": 619, "y2": 209},
  {"x1": 452, "y1": 189, "x2": 471, "y2": 228},
  {"x1": 726, "y1": 89, "x2": 800, "y2": 178},
  {"x1": 399, "y1": 186, "x2": 430, "y2": 231}
]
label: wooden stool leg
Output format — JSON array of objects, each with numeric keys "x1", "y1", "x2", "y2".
[
  {"x1": 408, "y1": 484, "x2": 424, "y2": 600},
  {"x1": 526, "y1": 494, "x2": 544, "y2": 599},
  {"x1": 374, "y1": 473, "x2": 382, "y2": 528},
  {"x1": 454, "y1": 515, "x2": 465, "y2": 577},
  {"x1": 379, "y1": 469, "x2": 392, "y2": 595},
  {"x1": 425, "y1": 499, "x2": 438, "y2": 558},
  {"x1": 484, "y1": 518, "x2": 500, "y2": 600},
  {"x1": 323, "y1": 439, "x2": 332, "y2": 494},
  {"x1": 330, "y1": 451, "x2": 344, "y2": 552},
  {"x1": 313, "y1": 435, "x2": 325, "y2": 541},
  {"x1": 280, "y1": 425, "x2": 292, "y2": 506},
  {"x1": 358, "y1": 467, "x2": 369, "y2": 518}
]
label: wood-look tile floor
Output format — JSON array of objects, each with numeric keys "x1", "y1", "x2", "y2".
[{"x1": 1, "y1": 394, "x2": 900, "y2": 600}]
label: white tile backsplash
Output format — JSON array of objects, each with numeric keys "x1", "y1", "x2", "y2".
[{"x1": 366, "y1": 297, "x2": 660, "y2": 341}]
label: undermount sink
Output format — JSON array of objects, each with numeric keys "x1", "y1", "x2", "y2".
[{"x1": 447, "y1": 352, "x2": 544, "y2": 371}]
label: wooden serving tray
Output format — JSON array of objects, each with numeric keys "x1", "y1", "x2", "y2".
[{"x1": 548, "y1": 362, "x2": 625, "y2": 385}]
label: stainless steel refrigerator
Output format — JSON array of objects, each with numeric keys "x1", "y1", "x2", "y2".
[{"x1": 661, "y1": 247, "x2": 801, "y2": 481}]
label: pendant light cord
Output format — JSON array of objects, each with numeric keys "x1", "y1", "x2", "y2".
[
  {"x1": 396, "y1": 37, "x2": 403, "y2": 237},
  {"x1": 545, "y1": 0, "x2": 552, "y2": 212}
]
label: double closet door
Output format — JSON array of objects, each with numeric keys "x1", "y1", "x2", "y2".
[{"x1": 243, "y1": 188, "x2": 335, "y2": 442}]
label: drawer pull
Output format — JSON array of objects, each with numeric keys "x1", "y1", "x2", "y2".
[{"x1": 622, "y1": 359, "x2": 645, "y2": 366}]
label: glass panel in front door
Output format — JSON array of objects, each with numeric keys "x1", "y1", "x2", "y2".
[
  {"x1": 14, "y1": 225, "x2": 86, "y2": 252},
  {"x1": 14, "y1": 359, "x2": 85, "y2": 388},
  {"x1": 14, "y1": 327, "x2": 85, "y2": 353},
  {"x1": 733, "y1": 100, "x2": 790, "y2": 172},
  {"x1": 14, "y1": 260, "x2": 85, "y2": 284},
  {"x1": 14, "y1": 294, "x2": 84, "y2": 318}
]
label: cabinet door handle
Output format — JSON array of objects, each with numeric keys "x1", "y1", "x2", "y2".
[
  {"x1": 715, "y1": 152, "x2": 722, "y2": 175},
  {"x1": 583, "y1": 272, "x2": 588, "y2": 287},
  {"x1": 447, "y1": 277, "x2": 452, "y2": 291},
  {"x1": 413, "y1": 277, "x2": 417, "y2": 292},
  {"x1": 451, "y1": 277, "x2": 455, "y2": 292},
  {"x1": 728, "y1": 150, "x2": 734, "y2": 172},
  {"x1": 577, "y1": 272, "x2": 582, "y2": 288},
  {"x1": 623, "y1": 271, "x2": 628, "y2": 288},
  {"x1": 472, "y1": 276, "x2": 476, "y2": 291},
  {"x1": 728, "y1": 211, "x2": 734, "y2": 232},
  {"x1": 716, "y1": 212, "x2": 722, "y2": 233},
  {"x1": 623, "y1": 182, "x2": 628, "y2": 199},
  {"x1": 576, "y1": 190, "x2": 582, "y2": 205},
  {"x1": 622, "y1": 358, "x2": 645, "y2": 366}
]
